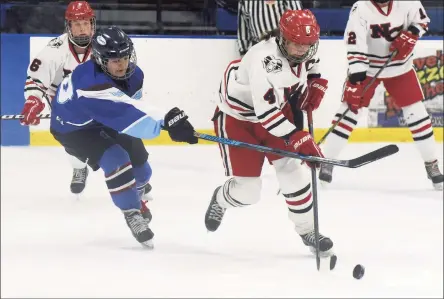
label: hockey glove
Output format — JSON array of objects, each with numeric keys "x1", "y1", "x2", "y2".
[
  {"x1": 163, "y1": 107, "x2": 198, "y2": 144},
  {"x1": 20, "y1": 95, "x2": 45, "y2": 126},
  {"x1": 389, "y1": 30, "x2": 418, "y2": 61},
  {"x1": 342, "y1": 76, "x2": 375, "y2": 114},
  {"x1": 297, "y1": 78, "x2": 328, "y2": 111},
  {"x1": 288, "y1": 131, "x2": 324, "y2": 169}
]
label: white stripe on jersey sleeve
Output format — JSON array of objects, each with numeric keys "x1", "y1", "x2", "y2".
[
  {"x1": 76, "y1": 87, "x2": 165, "y2": 139},
  {"x1": 257, "y1": 106, "x2": 297, "y2": 138}
]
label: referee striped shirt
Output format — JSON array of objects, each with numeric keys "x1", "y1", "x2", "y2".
[{"x1": 237, "y1": 0, "x2": 303, "y2": 55}]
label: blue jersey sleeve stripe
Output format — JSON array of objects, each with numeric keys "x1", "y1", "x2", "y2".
[
  {"x1": 122, "y1": 115, "x2": 164, "y2": 139},
  {"x1": 75, "y1": 87, "x2": 165, "y2": 139}
]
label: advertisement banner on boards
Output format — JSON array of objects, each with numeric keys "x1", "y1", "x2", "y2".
[{"x1": 368, "y1": 47, "x2": 443, "y2": 128}]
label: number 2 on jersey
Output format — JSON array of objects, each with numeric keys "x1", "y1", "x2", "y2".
[{"x1": 347, "y1": 32, "x2": 357, "y2": 45}]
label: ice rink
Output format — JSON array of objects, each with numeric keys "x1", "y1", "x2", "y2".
[{"x1": 1, "y1": 143, "x2": 443, "y2": 298}]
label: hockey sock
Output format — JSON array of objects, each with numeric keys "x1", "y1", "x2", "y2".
[
  {"x1": 402, "y1": 101, "x2": 438, "y2": 162},
  {"x1": 133, "y1": 161, "x2": 152, "y2": 188},
  {"x1": 99, "y1": 145, "x2": 141, "y2": 210},
  {"x1": 216, "y1": 177, "x2": 262, "y2": 208},
  {"x1": 273, "y1": 157, "x2": 314, "y2": 235}
]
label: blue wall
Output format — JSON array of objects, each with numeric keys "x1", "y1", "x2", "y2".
[{"x1": 1, "y1": 35, "x2": 30, "y2": 146}]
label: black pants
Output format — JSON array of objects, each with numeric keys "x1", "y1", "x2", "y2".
[{"x1": 51, "y1": 127, "x2": 148, "y2": 171}]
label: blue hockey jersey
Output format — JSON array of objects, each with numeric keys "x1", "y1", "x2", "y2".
[{"x1": 50, "y1": 60, "x2": 164, "y2": 139}]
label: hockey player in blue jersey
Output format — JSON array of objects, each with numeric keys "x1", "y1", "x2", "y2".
[{"x1": 50, "y1": 26, "x2": 198, "y2": 247}]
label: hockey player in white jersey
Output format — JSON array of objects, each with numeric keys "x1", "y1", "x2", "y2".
[
  {"x1": 50, "y1": 26, "x2": 198, "y2": 247},
  {"x1": 319, "y1": 0, "x2": 443, "y2": 190},
  {"x1": 20, "y1": 1, "x2": 95, "y2": 194},
  {"x1": 204, "y1": 9, "x2": 334, "y2": 256}
]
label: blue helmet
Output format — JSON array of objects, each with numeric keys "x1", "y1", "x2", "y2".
[{"x1": 91, "y1": 26, "x2": 136, "y2": 80}]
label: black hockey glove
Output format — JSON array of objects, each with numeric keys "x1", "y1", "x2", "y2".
[{"x1": 163, "y1": 107, "x2": 198, "y2": 144}]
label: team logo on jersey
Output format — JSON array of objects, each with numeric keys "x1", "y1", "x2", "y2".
[
  {"x1": 96, "y1": 35, "x2": 107, "y2": 46},
  {"x1": 48, "y1": 37, "x2": 63, "y2": 48},
  {"x1": 262, "y1": 55, "x2": 283, "y2": 73},
  {"x1": 63, "y1": 82, "x2": 69, "y2": 91}
]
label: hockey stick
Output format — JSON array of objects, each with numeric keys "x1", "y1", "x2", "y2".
[
  {"x1": 1, "y1": 113, "x2": 51, "y2": 120},
  {"x1": 307, "y1": 108, "x2": 321, "y2": 270},
  {"x1": 317, "y1": 50, "x2": 398, "y2": 146},
  {"x1": 194, "y1": 132, "x2": 399, "y2": 168}
]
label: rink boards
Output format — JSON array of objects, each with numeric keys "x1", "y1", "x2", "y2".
[{"x1": 1, "y1": 34, "x2": 443, "y2": 146}]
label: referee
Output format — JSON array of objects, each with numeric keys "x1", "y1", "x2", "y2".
[{"x1": 237, "y1": 0, "x2": 303, "y2": 56}]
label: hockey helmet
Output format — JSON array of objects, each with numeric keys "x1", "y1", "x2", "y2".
[
  {"x1": 372, "y1": 0, "x2": 391, "y2": 3},
  {"x1": 278, "y1": 9, "x2": 320, "y2": 64},
  {"x1": 65, "y1": 1, "x2": 96, "y2": 47},
  {"x1": 92, "y1": 26, "x2": 137, "y2": 80}
]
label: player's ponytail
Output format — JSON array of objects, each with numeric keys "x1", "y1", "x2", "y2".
[{"x1": 259, "y1": 28, "x2": 280, "y2": 42}]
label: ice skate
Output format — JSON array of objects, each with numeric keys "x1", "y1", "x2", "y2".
[
  {"x1": 300, "y1": 230, "x2": 334, "y2": 257},
  {"x1": 123, "y1": 209, "x2": 154, "y2": 248},
  {"x1": 425, "y1": 160, "x2": 444, "y2": 191},
  {"x1": 138, "y1": 183, "x2": 153, "y2": 223},
  {"x1": 70, "y1": 166, "x2": 88, "y2": 194},
  {"x1": 205, "y1": 186, "x2": 226, "y2": 232},
  {"x1": 319, "y1": 163, "x2": 333, "y2": 187}
]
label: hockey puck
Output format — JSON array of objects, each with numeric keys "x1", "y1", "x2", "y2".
[{"x1": 353, "y1": 264, "x2": 365, "y2": 279}]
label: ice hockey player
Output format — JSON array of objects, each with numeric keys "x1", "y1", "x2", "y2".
[
  {"x1": 318, "y1": 0, "x2": 443, "y2": 190},
  {"x1": 204, "y1": 10, "x2": 334, "y2": 256},
  {"x1": 49, "y1": 26, "x2": 198, "y2": 247},
  {"x1": 20, "y1": 1, "x2": 95, "y2": 195}
]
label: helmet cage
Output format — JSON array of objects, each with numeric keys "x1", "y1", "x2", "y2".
[
  {"x1": 65, "y1": 17, "x2": 96, "y2": 48},
  {"x1": 278, "y1": 35, "x2": 319, "y2": 64}
]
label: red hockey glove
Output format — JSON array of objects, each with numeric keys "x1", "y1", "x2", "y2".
[
  {"x1": 297, "y1": 78, "x2": 328, "y2": 111},
  {"x1": 342, "y1": 77, "x2": 375, "y2": 114},
  {"x1": 389, "y1": 30, "x2": 418, "y2": 61},
  {"x1": 20, "y1": 95, "x2": 45, "y2": 126},
  {"x1": 288, "y1": 131, "x2": 324, "y2": 169}
]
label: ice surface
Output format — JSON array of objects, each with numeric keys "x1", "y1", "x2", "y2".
[{"x1": 1, "y1": 143, "x2": 443, "y2": 298}]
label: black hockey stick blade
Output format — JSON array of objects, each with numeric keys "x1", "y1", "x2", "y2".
[
  {"x1": 195, "y1": 132, "x2": 399, "y2": 168},
  {"x1": 345, "y1": 144, "x2": 399, "y2": 168}
]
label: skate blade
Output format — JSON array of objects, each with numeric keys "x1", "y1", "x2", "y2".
[
  {"x1": 319, "y1": 180, "x2": 331, "y2": 189},
  {"x1": 433, "y1": 182, "x2": 443, "y2": 191},
  {"x1": 141, "y1": 240, "x2": 154, "y2": 249},
  {"x1": 309, "y1": 246, "x2": 334, "y2": 258}
]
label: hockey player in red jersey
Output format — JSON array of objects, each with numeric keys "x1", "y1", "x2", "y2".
[
  {"x1": 20, "y1": 1, "x2": 95, "y2": 194},
  {"x1": 204, "y1": 9, "x2": 334, "y2": 256},
  {"x1": 319, "y1": 0, "x2": 443, "y2": 190}
]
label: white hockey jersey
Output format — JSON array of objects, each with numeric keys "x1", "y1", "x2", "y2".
[
  {"x1": 24, "y1": 33, "x2": 92, "y2": 102},
  {"x1": 217, "y1": 37, "x2": 321, "y2": 138},
  {"x1": 345, "y1": 0, "x2": 430, "y2": 78}
]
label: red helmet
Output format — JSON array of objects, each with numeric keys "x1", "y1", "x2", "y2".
[
  {"x1": 65, "y1": 1, "x2": 95, "y2": 21},
  {"x1": 278, "y1": 9, "x2": 320, "y2": 63},
  {"x1": 65, "y1": 1, "x2": 96, "y2": 47}
]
